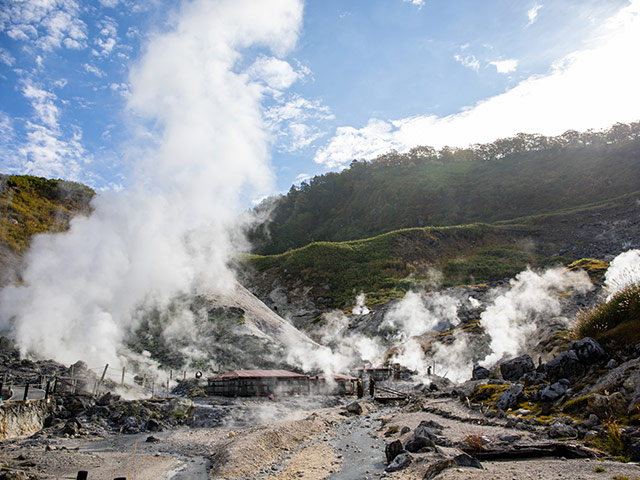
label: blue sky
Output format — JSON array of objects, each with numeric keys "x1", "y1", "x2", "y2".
[{"x1": 1, "y1": 0, "x2": 639, "y2": 197}]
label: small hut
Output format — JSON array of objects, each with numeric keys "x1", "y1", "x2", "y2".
[
  {"x1": 207, "y1": 370, "x2": 309, "y2": 397},
  {"x1": 357, "y1": 365, "x2": 394, "y2": 382},
  {"x1": 310, "y1": 373, "x2": 358, "y2": 395}
]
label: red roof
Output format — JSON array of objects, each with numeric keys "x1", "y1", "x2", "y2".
[{"x1": 210, "y1": 369, "x2": 307, "y2": 380}]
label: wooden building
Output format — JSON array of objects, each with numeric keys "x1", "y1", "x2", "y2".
[
  {"x1": 207, "y1": 370, "x2": 309, "y2": 397},
  {"x1": 357, "y1": 365, "x2": 394, "y2": 382},
  {"x1": 310, "y1": 373, "x2": 358, "y2": 395}
]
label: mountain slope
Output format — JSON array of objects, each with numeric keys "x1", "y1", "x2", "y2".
[{"x1": 250, "y1": 123, "x2": 640, "y2": 255}]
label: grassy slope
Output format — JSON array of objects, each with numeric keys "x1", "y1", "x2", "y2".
[
  {"x1": 246, "y1": 222, "x2": 556, "y2": 308},
  {"x1": 0, "y1": 174, "x2": 94, "y2": 284},
  {"x1": 245, "y1": 191, "x2": 640, "y2": 308}
]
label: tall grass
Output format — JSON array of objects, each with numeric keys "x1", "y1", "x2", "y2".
[{"x1": 575, "y1": 282, "x2": 640, "y2": 344}]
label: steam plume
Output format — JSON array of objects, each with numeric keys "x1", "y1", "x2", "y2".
[
  {"x1": 604, "y1": 249, "x2": 640, "y2": 299},
  {"x1": 0, "y1": 0, "x2": 304, "y2": 368}
]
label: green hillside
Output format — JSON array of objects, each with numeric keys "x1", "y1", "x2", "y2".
[
  {"x1": 245, "y1": 223, "x2": 559, "y2": 308},
  {"x1": 250, "y1": 123, "x2": 640, "y2": 255},
  {"x1": 0, "y1": 174, "x2": 94, "y2": 284}
]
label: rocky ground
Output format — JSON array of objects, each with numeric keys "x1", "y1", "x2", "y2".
[
  {"x1": 1, "y1": 327, "x2": 640, "y2": 479},
  {"x1": 2, "y1": 390, "x2": 639, "y2": 480}
]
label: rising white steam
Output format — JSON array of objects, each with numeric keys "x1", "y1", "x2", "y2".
[
  {"x1": 383, "y1": 291, "x2": 460, "y2": 339},
  {"x1": 604, "y1": 249, "x2": 640, "y2": 299},
  {"x1": 286, "y1": 307, "x2": 385, "y2": 376},
  {"x1": 379, "y1": 267, "x2": 592, "y2": 383},
  {"x1": 479, "y1": 267, "x2": 592, "y2": 367},
  {"x1": 0, "y1": 0, "x2": 304, "y2": 368},
  {"x1": 352, "y1": 293, "x2": 370, "y2": 315}
]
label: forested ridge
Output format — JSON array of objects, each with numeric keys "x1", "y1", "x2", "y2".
[{"x1": 250, "y1": 122, "x2": 640, "y2": 255}]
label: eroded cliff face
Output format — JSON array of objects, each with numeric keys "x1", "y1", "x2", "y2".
[{"x1": 0, "y1": 400, "x2": 53, "y2": 439}]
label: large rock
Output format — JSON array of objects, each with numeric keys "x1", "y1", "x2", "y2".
[
  {"x1": 345, "y1": 401, "x2": 362, "y2": 415},
  {"x1": 570, "y1": 337, "x2": 605, "y2": 364},
  {"x1": 544, "y1": 351, "x2": 585, "y2": 382},
  {"x1": 168, "y1": 398, "x2": 194, "y2": 419},
  {"x1": 385, "y1": 453, "x2": 412, "y2": 472},
  {"x1": 500, "y1": 355, "x2": 535, "y2": 381},
  {"x1": 472, "y1": 365, "x2": 491, "y2": 380},
  {"x1": 587, "y1": 392, "x2": 627, "y2": 417},
  {"x1": 496, "y1": 384, "x2": 524, "y2": 411},
  {"x1": 548, "y1": 421, "x2": 578, "y2": 438},
  {"x1": 404, "y1": 423, "x2": 438, "y2": 453},
  {"x1": 453, "y1": 453, "x2": 483, "y2": 469},
  {"x1": 540, "y1": 379, "x2": 569, "y2": 402},
  {"x1": 385, "y1": 440, "x2": 404, "y2": 463}
]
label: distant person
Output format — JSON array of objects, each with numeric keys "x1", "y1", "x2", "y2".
[
  {"x1": 356, "y1": 379, "x2": 363, "y2": 398},
  {"x1": 427, "y1": 366, "x2": 432, "y2": 376},
  {"x1": 369, "y1": 376, "x2": 375, "y2": 397}
]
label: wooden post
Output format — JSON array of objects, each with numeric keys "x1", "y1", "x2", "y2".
[
  {"x1": 166, "y1": 378, "x2": 169, "y2": 398},
  {"x1": 45, "y1": 381, "x2": 51, "y2": 400},
  {"x1": 23, "y1": 383, "x2": 29, "y2": 401},
  {"x1": 151, "y1": 380, "x2": 154, "y2": 398},
  {"x1": 121, "y1": 367, "x2": 126, "y2": 387},
  {"x1": 170, "y1": 369, "x2": 173, "y2": 380},
  {"x1": 70, "y1": 365, "x2": 74, "y2": 378}
]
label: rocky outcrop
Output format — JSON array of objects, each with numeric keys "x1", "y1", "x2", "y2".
[
  {"x1": 0, "y1": 400, "x2": 53, "y2": 440},
  {"x1": 500, "y1": 355, "x2": 535, "y2": 381},
  {"x1": 570, "y1": 337, "x2": 605, "y2": 364}
]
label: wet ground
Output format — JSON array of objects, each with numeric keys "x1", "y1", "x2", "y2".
[{"x1": 328, "y1": 410, "x2": 388, "y2": 480}]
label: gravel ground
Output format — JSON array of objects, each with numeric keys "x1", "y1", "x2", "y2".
[{"x1": 1, "y1": 396, "x2": 639, "y2": 480}]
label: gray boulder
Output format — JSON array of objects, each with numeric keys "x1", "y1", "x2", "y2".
[
  {"x1": 472, "y1": 365, "x2": 491, "y2": 380},
  {"x1": 545, "y1": 351, "x2": 585, "y2": 382},
  {"x1": 346, "y1": 401, "x2": 363, "y2": 415},
  {"x1": 500, "y1": 355, "x2": 535, "y2": 381},
  {"x1": 385, "y1": 439, "x2": 404, "y2": 463},
  {"x1": 548, "y1": 421, "x2": 578, "y2": 438},
  {"x1": 570, "y1": 337, "x2": 605, "y2": 364},
  {"x1": 453, "y1": 453, "x2": 483, "y2": 469},
  {"x1": 496, "y1": 384, "x2": 524, "y2": 411},
  {"x1": 385, "y1": 453, "x2": 412, "y2": 472},
  {"x1": 405, "y1": 424, "x2": 439, "y2": 452},
  {"x1": 540, "y1": 380, "x2": 569, "y2": 402}
]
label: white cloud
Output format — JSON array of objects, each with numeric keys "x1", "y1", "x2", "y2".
[
  {"x1": 402, "y1": 0, "x2": 425, "y2": 8},
  {"x1": 84, "y1": 63, "x2": 105, "y2": 77},
  {"x1": 315, "y1": 0, "x2": 640, "y2": 168},
  {"x1": 18, "y1": 121, "x2": 87, "y2": 180},
  {"x1": 247, "y1": 55, "x2": 300, "y2": 91},
  {"x1": 527, "y1": 4, "x2": 543, "y2": 26},
  {"x1": 22, "y1": 81, "x2": 60, "y2": 130},
  {"x1": 315, "y1": 118, "x2": 403, "y2": 168},
  {"x1": 490, "y1": 58, "x2": 518, "y2": 74},
  {"x1": 0, "y1": 0, "x2": 87, "y2": 51},
  {"x1": 93, "y1": 17, "x2": 118, "y2": 56},
  {"x1": 0, "y1": 47, "x2": 15, "y2": 66},
  {"x1": 265, "y1": 95, "x2": 334, "y2": 152},
  {"x1": 454, "y1": 53, "x2": 480, "y2": 71}
]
